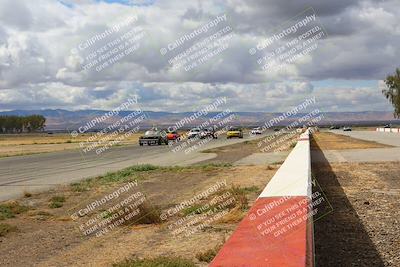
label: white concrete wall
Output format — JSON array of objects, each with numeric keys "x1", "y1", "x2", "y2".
[
  {"x1": 376, "y1": 128, "x2": 400, "y2": 133},
  {"x1": 259, "y1": 129, "x2": 312, "y2": 198}
]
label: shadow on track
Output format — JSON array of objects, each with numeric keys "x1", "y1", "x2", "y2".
[{"x1": 311, "y1": 137, "x2": 385, "y2": 267}]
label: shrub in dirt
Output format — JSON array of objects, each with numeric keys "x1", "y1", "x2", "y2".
[
  {"x1": 48, "y1": 195, "x2": 66, "y2": 209},
  {"x1": 128, "y1": 203, "x2": 162, "y2": 225},
  {"x1": 196, "y1": 244, "x2": 222, "y2": 263},
  {"x1": 106, "y1": 202, "x2": 162, "y2": 227},
  {"x1": 0, "y1": 223, "x2": 18, "y2": 237},
  {"x1": 227, "y1": 186, "x2": 248, "y2": 210},
  {"x1": 0, "y1": 202, "x2": 29, "y2": 220},
  {"x1": 70, "y1": 182, "x2": 89, "y2": 192}
]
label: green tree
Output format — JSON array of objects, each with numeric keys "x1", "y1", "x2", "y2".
[
  {"x1": 25, "y1": 115, "x2": 46, "y2": 132},
  {"x1": 0, "y1": 117, "x2": 4, "y2": 133},
  {"x1": 0, "y1": 115, "x2": 46, "y2": 133},
  {"x1": 383, "y1": 68, "x2": 400, "y2": 118}
]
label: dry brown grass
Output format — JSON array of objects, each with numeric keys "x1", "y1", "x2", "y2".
[
  {"x1": 195, "y1": 243, "x2": 223, "y2": 263},
  {"x1": 0, "y1": 164, "x2": 277, "y2": 266},
  {"x1": 0, "y1": 223, "x2": 18, "y2": 237},
  {"x1": 0, "y1": 133, "x2": 142, "y2": 146},
  {"x1": 311, "y1": 132, "x2": 391, "y2": 150}
]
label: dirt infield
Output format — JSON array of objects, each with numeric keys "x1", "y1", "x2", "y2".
[
  {"x1": 311, "y1": 131, "x2": 391, "y2": 150},
  {"x1": 312, "y1": 138, "x2": 400, "y2": 266},
  {"x1": 0, "y1": 164, "x2": 279, "y2": 266}
]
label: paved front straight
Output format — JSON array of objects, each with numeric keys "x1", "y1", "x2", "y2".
[{"x1": 0, "y1": 133, "x2": 264, "y2": 201}]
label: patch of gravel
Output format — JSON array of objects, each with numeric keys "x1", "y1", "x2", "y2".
[{"x1": 312, "y1": 161, "x2": 400, "y2": 267}]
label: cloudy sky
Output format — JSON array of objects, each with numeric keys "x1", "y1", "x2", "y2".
[{"x1": 0, "y1": 0, "x2": 399, "y2": 113}]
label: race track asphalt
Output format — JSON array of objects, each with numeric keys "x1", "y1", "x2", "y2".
[{"x1": 0, "y1": 133, "x2": 264, "y2": 201}]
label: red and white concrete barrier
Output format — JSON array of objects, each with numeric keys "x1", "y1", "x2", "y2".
[
  {"x1": 376, "y1": 128, "x2": 400, "y2": 133},
  {"x1": 210, "y1": 129, "x2": 313, "y2": 267}
]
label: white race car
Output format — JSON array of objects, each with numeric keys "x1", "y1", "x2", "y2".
[
  {"x1": 187, "y1": 128, "x2": 201, "y2": 139},
  {"x1": 250, "y1": 127, "x2": 262, "y2": 135}
]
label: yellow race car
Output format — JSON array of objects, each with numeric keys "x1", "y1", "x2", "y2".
[{"x1": 227, "y1": 126, "x2": 243, "y2": 139}]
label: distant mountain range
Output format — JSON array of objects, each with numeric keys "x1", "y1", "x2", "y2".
[{"x1": 0, "y1": 109, "x2": 398, "y2": 131}]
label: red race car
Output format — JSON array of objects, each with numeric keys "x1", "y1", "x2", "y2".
[{"x1": 166, "y1": 130, "x2": 180, "y2": 141}]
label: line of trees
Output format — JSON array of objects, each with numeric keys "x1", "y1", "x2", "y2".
[{"x1": 0, "y1": 115, "x2": 46, "y2": 133}]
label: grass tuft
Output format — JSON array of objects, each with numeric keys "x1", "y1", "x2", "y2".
[
  {"x1": 0, "y1": 202, "x2": 29, "y2": 220},
  {"x1": 181, "y1": 185, "x2": 251, "y2": 217},
  {"x1": 181, "y1": 204, "x2": 210, "y2": 216},
  {"x1": 33, "y1": 210, "x2": 52, "y2": 216},
  {"x1": 197, "y1": 163, "x2": 232, "y2": 170},
  {"x1": 196, "y1": 244, "x2": 222, "y2": 263},
  {"x1": 71, "y1": 182, "x2": 89, "y2": 192},
  {"x1": 242, "y1": 185, "x2": 261, "y2": 194},
  {"x1": 49, "y1": 202, "x2": 63, "y2": 209},
  {"x1": 70, "y1": 163, "x2": 233, "y2": 190},
  {"x1": 131, "y1": 203, "x2": 162, "y2": 225},
  {"x1": 98, "y1": 164, "x2": 159, "y2": 184},
  {"x1": 227, "y1": 186, "x2": 249, "y2": 210},
  {"x1": 112, "y1": 256, "x2": 196, "y2": 267},
  {"x1": 48, "y1": 195, "x2": 66, "y2": 209},
  {"x1": 266, "y1": 165, "x2": 274, "y2": 170},
  {"x1": 50, "y1": 196, "x2": 65, "y2": 203},
  {"x1": 105, "y1": 202, "x2": 162, "y2": 227},
  {"x1": 0, "y1": 223, "x2": 18, "y2": 237}
]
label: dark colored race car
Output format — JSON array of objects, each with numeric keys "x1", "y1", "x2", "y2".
[
  {"x1": 199, "y1": 127, "x2": 218, "y2": 139},
  {"x1": 139, "y1": 128, "x2": 168, "y2": 146}
]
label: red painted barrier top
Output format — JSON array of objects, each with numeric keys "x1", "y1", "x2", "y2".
[{"x1": 210, "y1": 130, "x2": 313, "y2": 267}]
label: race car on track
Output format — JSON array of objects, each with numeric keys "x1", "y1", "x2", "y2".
[
  {"x1": 187, "y1": 128, "x2": 201, "y2": 139},
  {"x1": 227, "y1": 126, "x2": 243, "y2": 139},
  {"x1": 166, "y1": 130, "x2": 180, "y2": 141},
  {"x1": 250, "y1": 127, "x2": 262, "y2": 135},
  {"x1": 199, "y1": 127, "x2": 218, "y2": 139},
  {"x1": 139, "y1": 128, "x2": 168, "y2": 146}
]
